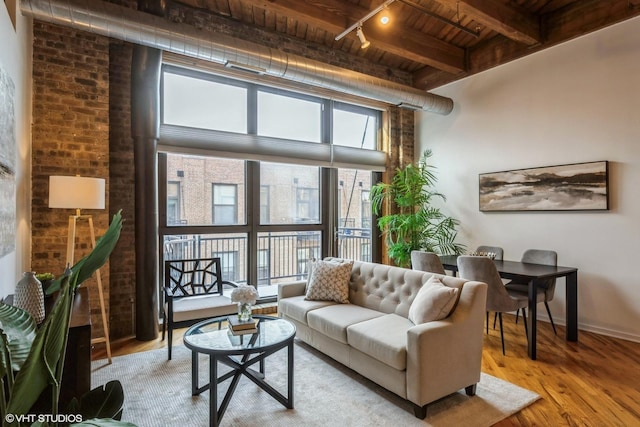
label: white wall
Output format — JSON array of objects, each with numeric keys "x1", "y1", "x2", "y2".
[
  {"x1": 0, "y1": 3, "x2": 32, "y2": 297},
  {"x1": 417, "y1": 16, "x2": 640, "y2": 342}
]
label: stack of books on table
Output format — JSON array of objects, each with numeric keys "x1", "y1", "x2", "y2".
[{"x1": 228, "y1": 315, "x2": 258, "y2": 335}]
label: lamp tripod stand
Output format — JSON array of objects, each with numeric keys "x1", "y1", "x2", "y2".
[
  {"x1": 49, "y1": 175, "x2": 112, "y2": 364},
  {"x1": 66, "y1": 210, "x2": 112, "y2": 363}
]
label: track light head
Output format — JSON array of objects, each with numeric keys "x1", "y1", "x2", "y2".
[
  {"x1": 379, "y1": 6, "x2": 391, "y2": 25},
  {"x1": 356, "y1": 26, "x2": 370, "y2": 49}
]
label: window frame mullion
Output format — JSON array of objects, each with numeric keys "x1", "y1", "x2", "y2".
[{"x1": 247, "y1": 161, "x2": 259, "y2": 288}]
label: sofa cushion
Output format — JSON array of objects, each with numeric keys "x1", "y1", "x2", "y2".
[
  {"x1": 408, "y1": 276, "x2": 460, "y2": 325},
  {"x1": 305, "y1": 259, "x2": 354, "y2": 303},
  {"x1": 278, "y1": 295, "x2": 337, "y2": 325},
  {"x1": 347, "y1": 314, "x2": 413, "y2": 370},
  {"x1": 307, "y1": 304, "x2": 383, "y2": 344}
]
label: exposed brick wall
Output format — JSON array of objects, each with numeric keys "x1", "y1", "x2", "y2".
[
  {"x1": 380, "y1": 107, "x2": 415, "y2": 265},
  {"x1": 31, "y1": 22, "x2": 111, "y2": 342},
  {"x1": 108, "y1": 40, "x2": 137, "y2": 339},
  {"x1": 29, "y1": 0, "x2": 415, "y2": 341}
]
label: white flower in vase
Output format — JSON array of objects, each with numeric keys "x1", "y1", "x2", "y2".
[
  {"x1": 230, "y1": 285, "x2": 259, "y2": 305},
  {"x1": 231, "y1": 285, "x2": 259, "y2": 322}
]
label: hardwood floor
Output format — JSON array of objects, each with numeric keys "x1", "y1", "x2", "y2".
[{"x1": 92, "y1": 314, "x2": 640, "y2": 426}]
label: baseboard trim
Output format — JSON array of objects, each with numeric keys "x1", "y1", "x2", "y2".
[
  {"x1": 531, "y1": 312, "x2": 640, "y2": 344},
  {"x1": 574, "y1": 323, "x2": 640, "y2": 343}
]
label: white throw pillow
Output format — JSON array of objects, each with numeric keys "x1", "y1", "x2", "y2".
[
  {"x1": 304, "y1": 259, "x2": 353, "y2": 304},
  {"x1": 408, "y1": 276, "x2": 460, "y2": 324}
]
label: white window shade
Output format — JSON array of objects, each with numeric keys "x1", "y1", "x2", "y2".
[{"x1": 159, "y1": 124, "x2": 386, "y2": 171}]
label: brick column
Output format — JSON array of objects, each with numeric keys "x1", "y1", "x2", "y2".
[
  {"x1": 108, "y1": 40, "x2": 137, "y2": 339},
  {"x1": 31, "y1": 22, "x2": 110, "y2": 340},
  {"x1": 380, "y1": 107, "x2": 415, "y2": 265}
]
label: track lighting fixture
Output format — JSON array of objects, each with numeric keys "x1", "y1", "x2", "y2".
[
  {"x1": 335, "y1": 0, "x2": 396, "y2": 44},
  {"x1": 356, "y1": 26, "x2": 370, "y2": 49},
  {"x1": 335, "y1": 0, "x2": 480, "y2": 49}
]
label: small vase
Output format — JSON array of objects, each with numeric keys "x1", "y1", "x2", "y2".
[
  {"x1": 14, "y1": 272, "x2": 46, "y2": 324},
  {"x1": 237, "y1": 302, "x2": 253, "y2": 322}
]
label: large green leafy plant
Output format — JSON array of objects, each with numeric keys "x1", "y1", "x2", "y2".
[
  {"x1": 371, "y1": 150, "x2": 465, "y2": 267},
  {"x1": 0, "y1": 211, "x2": 134, "y2": 426}
]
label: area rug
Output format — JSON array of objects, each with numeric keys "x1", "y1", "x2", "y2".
[{"x1": 91, "y1": 341, "x2": 539, "y2": 427}]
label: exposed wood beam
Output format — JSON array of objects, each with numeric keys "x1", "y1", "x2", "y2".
[
  {"x1": 431, "y1": 0, "x2": 541, "y2": 45},
  {"x1": 412, "y1": 66, "x2": 465, "y2": 91},
  {"x1": 415, "y1": 0, "x2": 640, "y2": 90},
  {"x1": 361, "y1": 23, "x2": 465, "y2": 73},
  {"x1": 178, "y1": 0, "x2": 466, "y2": 73},
  {"x1": 541, "y1": 0, "x2": 640, "y2": 43}
]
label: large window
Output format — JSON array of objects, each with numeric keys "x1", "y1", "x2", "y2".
[
  {"x1": 164, "y1": 155, "x2": 245, "y2": 227},
  {"x1": 160, "y1": 66, "x2": 382, "y2": 302},
  {"x1": 258, "y1": 231, "x2": 321, "y2": 283},
  {"x1": 333, "y1": 105, "x2": 378, "y2": 150},
  {"x1": 257, "y1": 90, "x2": 322, "y2": 142},
  {"x1": 261, "y1": 163, "x2": 320, "y2": 225},
  {"x1": 163, "y1": 232, "x2": 247, "y2": 284},
  {"x1": 337, "y1": 169, "x2": 373, "y2": 262},
  {"x1": 163, "y1": 72, "x2": 247, "y2": 133}
]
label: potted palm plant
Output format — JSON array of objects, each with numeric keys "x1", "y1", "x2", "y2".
[
  {"x1": 371, "y1": 149, "x2": 465, "y2": 268},
  {"x1": 0, "y1": 211, "x2": 134, "y2": 426}
]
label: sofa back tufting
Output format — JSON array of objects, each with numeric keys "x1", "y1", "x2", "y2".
[{"x1": 325, "y1": 258, "x2": 463, "y2": 319}]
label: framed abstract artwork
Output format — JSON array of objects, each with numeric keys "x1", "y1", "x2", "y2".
[
  {"x1": 479, "y1": 161, "x2": 609, "y2": 212},
  {"x1": 0, "y1": 64, "x2": 16, "y2": 258}
]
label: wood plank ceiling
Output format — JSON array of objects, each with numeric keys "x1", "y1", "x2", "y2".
[{"x1": 173, "y1": 0, "x2": 640, "y2": 90}]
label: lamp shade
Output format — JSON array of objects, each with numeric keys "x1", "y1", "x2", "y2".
[{"x1": 48, "y1": 176, "x2": 105, "y2": 210}]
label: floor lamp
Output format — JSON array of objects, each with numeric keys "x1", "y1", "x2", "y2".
[{"x1": 49, "y1": 175, "x2": 112, "y2": 363}]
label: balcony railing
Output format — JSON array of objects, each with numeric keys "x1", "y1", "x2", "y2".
[
  {"x1": 337, "y1": 227, "x2": 371, "y2": 262},
  {"x1": 163, "y1": 229, "x2": 371, "y2": 288}
]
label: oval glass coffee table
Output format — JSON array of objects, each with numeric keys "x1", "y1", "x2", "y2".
[{"x1": 183, "y1": 315, "x2": 296, "y2": 427}]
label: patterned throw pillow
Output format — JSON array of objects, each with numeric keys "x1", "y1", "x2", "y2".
[
  {"x1": 304, "y1": 259, "x2": 354, "y2": 304},
  {"x1": 408, "y1": 276, "x2": 460, "y2": 324}
]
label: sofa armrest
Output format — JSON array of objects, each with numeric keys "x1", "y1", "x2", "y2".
[
  {"x1": 405, "y1": 281, "x2": 487, "y2": 406},
  {"x1": 277, "y1": 280, "x2": 307, "y2": 299}
]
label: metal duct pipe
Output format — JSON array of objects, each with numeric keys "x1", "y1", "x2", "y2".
[
  {"x1": 131, "y1": 45, "x2": 162, "y2": 341},
  {"x1": 21, "y1": 0, "x2": 454, "y2": 115}
]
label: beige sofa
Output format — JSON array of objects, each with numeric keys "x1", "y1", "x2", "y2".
[{"x1": 277, "y1": 258, "x2": 487, "y2": 418}]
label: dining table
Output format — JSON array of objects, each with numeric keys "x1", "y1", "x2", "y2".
[{"x1": 439, "y1": 255, "x2": 578, "y2": 360}]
